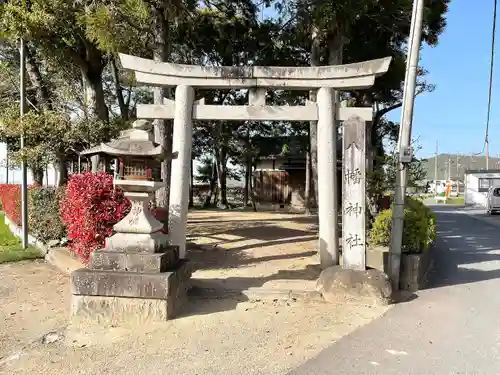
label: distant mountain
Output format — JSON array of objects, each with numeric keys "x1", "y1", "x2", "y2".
[{"x1": 421, "y1": 154, "x2": 500, "y2": 181}]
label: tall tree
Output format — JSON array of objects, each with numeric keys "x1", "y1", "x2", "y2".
[{"x1": 273, "y1": 0, "x2": 449, "y2": 212}]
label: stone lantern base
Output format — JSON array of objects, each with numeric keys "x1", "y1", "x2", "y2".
[
  {"x1": 69, "y1": 183, "x2": 192, "y2": 324},
  {"x1": 70, "y1": 242, "x2": 192, "y2": 324}
]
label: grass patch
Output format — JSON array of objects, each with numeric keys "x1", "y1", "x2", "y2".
[
  {"x1": 0, "y1": 213, "x2": 42, "y2": 264},
  {"x1": 445, "y1": 196, "x2": 465, "y2": 205}
]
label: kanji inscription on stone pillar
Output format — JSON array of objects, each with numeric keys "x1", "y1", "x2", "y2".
[{"x1": 342, "y1": 115, "x2": 366, "y2": 270}]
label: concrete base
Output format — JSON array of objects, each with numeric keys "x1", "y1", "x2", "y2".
[
  {"x1": 400, "y1": 248, "x2": 433, "y2": 292},
  {"x1": 316, "y1": 266, "x2": 392, "y2": 306},
  {"x1": 366, "y1": 245, "x2": 433, "y2": 292}
]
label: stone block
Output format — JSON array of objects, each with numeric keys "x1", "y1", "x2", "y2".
[
  {"x1": 90, "y1": 247, "x2": 179, "y2": 272},
  {"x1": 366, "y1": 246, "x2": 389, "y2": 272},
  {"x1": 71, "y1": 260, "x2": 192, "y2": 299},
  {"x1": 104, "y1": 231, "x2": 169, "y2": 253},
  {"x1": 71, "y1": 260, "x2": 192, "y2": 323},
  {"x1": 365, "y1": 245, "x2": 433, "y2": 292},
  {"x1": 316, "y1": 266, "x2": 392, "y2": 306},
  {"x1": 71, "y1": 295, "x2": 171, "y2": 323}
]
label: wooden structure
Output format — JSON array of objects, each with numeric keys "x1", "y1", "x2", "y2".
[{"x1": 252, "y1": 136, "x2": 342, "y2": 210}]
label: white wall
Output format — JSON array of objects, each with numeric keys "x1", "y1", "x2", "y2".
[
  {"x1": 1, "y1": 164, "x2": 59, "y2": 186},
  {"x1": 465, "y1": 174, "x2": 484, "y2": 207},
  {"x1": 255, "y1": 159, "x2": 278, "y2": 170},
  {"x1": 464, "y1": 172, "x2": 500, "y2": 207}
]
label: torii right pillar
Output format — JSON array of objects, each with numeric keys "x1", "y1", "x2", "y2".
[{"x1": 316, "y1": 87, "x2": 339, "y2": 268}]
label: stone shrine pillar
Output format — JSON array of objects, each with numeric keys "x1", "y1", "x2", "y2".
[
  {"x1": 168, "y1": 85, "x2": 195, "y2": 259},
  {"x1": 316, "y1": 87, "x2": 339, "y2": 268},
  {"x1": 342, "y1": 116, "x2": 366, "y2": 270}
]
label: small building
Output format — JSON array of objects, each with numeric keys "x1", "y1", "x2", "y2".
[
  {"x1": 464, "y1": 169, "x2": 500, "y2": 207},
  {"x1": 252, "y1": 135, "x2": 342, "y2": 211}
]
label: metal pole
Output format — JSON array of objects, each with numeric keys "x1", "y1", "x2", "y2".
[
  {"x1": 397, "y1": 0, "x2": 419, "y2": 148},
  {"x1": 486, "y1": 141, "x2": 490, "y2": 170},
  {"x1": 448, "y1": 157, "x2": 451, "y2": 181},
  {"x1": 434, "y1": 140, "x2": 438, "y2": 193},
  {"x1": 20, "y1": 39, "x2": 28, "y2": 249},
  {"x1": 389, "y1": 0, "x2": 425, "y2": 290},
  {"x1": 485, "y1": 0, "x2": 497, "y2": 170},
  {"x1": 5, "y1": 152, "x2": 8, "y2": 184}
]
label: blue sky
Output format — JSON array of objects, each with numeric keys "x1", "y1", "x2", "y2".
[
  {"x1": 387, "y1": 0, "x2": 497, "y2": 159},
  {"x1": 264, "y1": 1, "x2": 497, "y2": 159}
]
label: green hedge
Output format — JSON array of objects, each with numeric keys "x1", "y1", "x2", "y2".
[
  {"x1": 28, "y1": 186, "x2": 66, "y2": 244},
  {"x1": 369, "y1": 196, "x2": 436, "y2": 253}
]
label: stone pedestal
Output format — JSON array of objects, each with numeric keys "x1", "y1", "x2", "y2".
[{"x1": 70, "y1": 181, "x2": 192, "y2": 324}]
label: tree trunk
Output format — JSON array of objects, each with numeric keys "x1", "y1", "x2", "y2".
[
  {"x1": 25, "y1": 46, "x2": 51, "y2": 108},
  {"x1": 244, "y1": 159, "x2": 250, "y2": 206},
  {"x1": 305, "y1": 148, "x2": 312, "y2": 214},
  {"x1": 249, "y1": 163, "x2": 257, "y2": 212},
  {"x1": 204, "y1": 160, "x2": 217, "y2": 208},
  {"x1": 152, "y1": 6, "x2": 173, "y2": 220},
  {"x1": 215, "y1": 149, "x2": 228, "y2": 208},
  {"x1": 82, "y1": 62, "x2": 107, "y2": 176},
  {"x1": 110, "y1": 56, "x2": 128, "y2": 121},
  {"x1": 84, "y1": 68, "x2": 109, "y2": 123},
  {"x1": 243, "y1": 134, "x2": 251, "y2": 206},
  {"x1": 309, "y1": 27, "x2": 321, "y2": 205},
  {"x1": 32, "y1": 167, "x2": 44, "y2": 186},
  {"x1": 57, "y1": 154, "x2": 69, "y2": 187},
  {"x1": 189, "y1": 157, "x2": 194, "y2": 208}
]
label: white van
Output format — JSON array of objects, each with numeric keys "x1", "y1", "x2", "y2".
[{"x1": 486, "y1": 186, "x2": 500, "y2": 215}]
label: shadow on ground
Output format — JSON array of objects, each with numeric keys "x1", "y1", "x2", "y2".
[
  {"x1": 186, "y1": 212, "x2": 319, "y2": 272},
  {"x1": 183, "y1": 211, "x2": 323, "y2": 315},
  {"x1": 185, "y1": 264, "x2": 323, "y2": 316},
  {"x1": 425, "y1": 205, "x2": 500, "y2": 289}
]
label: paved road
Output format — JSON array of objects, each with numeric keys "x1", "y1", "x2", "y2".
[{"x1": 290, "y1": 205, "x2": 500, "y2": 375}]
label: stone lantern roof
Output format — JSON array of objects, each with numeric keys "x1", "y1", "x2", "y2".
[{"x1": 80, "y1": 119, "x2": 176, "y2": 160}]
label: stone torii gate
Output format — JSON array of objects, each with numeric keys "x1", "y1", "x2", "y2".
[{"x1": 119, "y1": 53, "x2": 391, "y2": 270}]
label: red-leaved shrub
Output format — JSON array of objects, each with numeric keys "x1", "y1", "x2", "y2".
[
  {"x1": 60, "y1": 172, "x2": 131, "y2": 262},
  {"x1": 0, "y1": 184, "x2": 21, "y2": 224},
  {"x1": 0, "y1": 184, "x2": 39, "y2": 225}
]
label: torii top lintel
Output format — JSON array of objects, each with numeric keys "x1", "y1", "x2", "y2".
[{"x1": 119, "y1": 54, "x2": 391, "y2": 90}]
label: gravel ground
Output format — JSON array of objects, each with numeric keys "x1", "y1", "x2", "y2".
[{"x1": 0, "y1": 261, "x2": 390, "y2": 375}]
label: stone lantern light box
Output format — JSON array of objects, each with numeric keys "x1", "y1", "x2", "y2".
[{"x1": 71, "y1": 119, "x2": 191, "y2": 322}]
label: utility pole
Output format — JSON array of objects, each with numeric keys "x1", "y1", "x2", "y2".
[
  {"x1": 20, "y1": 39, "x2": 28, "y2": 249},
  {"x1": 448, "y1": 156, "x2": 451, "y2": 181},
  {"x1": 434, "y1": 140, "x2": 438, "y2": 193},
  {"x1": 486, "y1": 0, "x2": 497, "y2": 169},
  {"x1": 389, "y1": 0, "x2": 424, "y2": 291},
  {"x1": 486, "y1": 139, "x2": 490, "y2": 170}
]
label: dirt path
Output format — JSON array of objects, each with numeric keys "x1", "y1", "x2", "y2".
[
  {"x1": 0, "y1": 261, "x2": 68, "y2": 359},
  {"x1": 187, "y1": 210, "x2": 320, "y2": 292},
  {"x1": 0, "y1": 260, "x2": 390, "y2": 375}
]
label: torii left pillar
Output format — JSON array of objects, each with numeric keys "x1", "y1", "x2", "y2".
[{"x1": 168, "y1": 85, "x2": 195, "y2": 258}]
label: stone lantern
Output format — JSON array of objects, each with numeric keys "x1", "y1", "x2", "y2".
[{"x1": 71, "y1": 119, "x2": 191, "y2": 323}]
